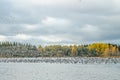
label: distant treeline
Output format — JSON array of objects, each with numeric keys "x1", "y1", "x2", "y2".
[
  {"x1": 0, "y1": 42, "x2": 39, "y2": 57},
  {"x1": 0, "y1": 42, "x2": 120, "y2": 57}
]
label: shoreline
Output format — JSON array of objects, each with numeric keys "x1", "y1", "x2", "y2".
[{"x1": 0, "y1": 57, "x2": 120, "y2": 64}]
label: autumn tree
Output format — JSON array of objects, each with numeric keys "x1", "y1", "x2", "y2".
[
  {"x1": 103, "y1": 48, "x2": 110, "y2": 57},
  {"x1": 88, "y1": 43, "x2": 108, "y2": 57},
  {"x1": 71, "y1": 45, "x2": 77, "y2": 56}
]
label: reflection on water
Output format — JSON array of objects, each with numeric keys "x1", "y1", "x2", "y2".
[{"x1": 0, "y1": 63, "x2": 120, "y2": 80}]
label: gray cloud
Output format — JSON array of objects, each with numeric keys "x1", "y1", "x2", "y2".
[{"x1": 0, "y1": 0, "x2": 120, "y2": 45}]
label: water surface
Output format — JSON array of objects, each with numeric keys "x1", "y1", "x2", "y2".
[{"x1": 0, "y1": 63, "x2": 120, "y2": 80}]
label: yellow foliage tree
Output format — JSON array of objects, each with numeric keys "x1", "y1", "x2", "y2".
[
  {"x1": 111, "y1": 46, "x2": 117, "y2": 57},
  {"x1": 103, "y1": 48, "x2": 110, "y2": 57},
  {"x1": 71, "y1": 45, "x2": 77, "y2": 56},
  {"x1": 88, "y1": 43, "x2": 108, "y2": 56}
]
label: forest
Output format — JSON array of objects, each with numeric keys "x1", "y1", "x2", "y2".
[{"x1": 0, "y1": 42, "x2": 120, "y2": 58}]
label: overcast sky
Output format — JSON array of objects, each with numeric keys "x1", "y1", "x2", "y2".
[{"x1": 0, "y1": 0, "x2": 120, "y2": 45}]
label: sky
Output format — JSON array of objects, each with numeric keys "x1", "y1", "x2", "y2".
[{"x1": 0, "y1": 0, "x2": 120, "y2": 45}]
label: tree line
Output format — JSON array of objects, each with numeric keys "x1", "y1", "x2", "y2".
[
  {"x1": 0, "y1": 42, "x2": 39, "y2": 57},
  {"x1": 0, "y1": 42, "x2": 120, "y2": 58}
]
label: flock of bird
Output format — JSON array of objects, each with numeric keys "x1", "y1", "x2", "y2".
[{"x1": 0, "y1": 57, "x2": 120, "y2": 64}]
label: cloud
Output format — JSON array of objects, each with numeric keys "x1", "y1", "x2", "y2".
[
  {"x1": 79, "y1": 24, "x2": 102, "y2": 41},
  {"x1": 0, "y1": 35, "x2": 7, "y2": 41},
  {"x1": 38, "y1": 35, "x2": 63, "y2": 42},
  {"x1": 0, "y1": 34, "x2": 74, "y2": 45},
  {"x1": 41, "y1": 16, "x2": 71, "y2": 27},
  {"x1": 81, "y1": 24, "x2": 100, "y2": 33},
  {"x1": 0, "y1": 0, "x2": 120, "y2": 45},
  {"x1": 13, "y1": 34, "x2": 32, "y2": 40},
  {"x1": 10, "y1": 0, "x2": 81, "y2": 7},
  {"x1": 23, "y1": 24, "x2": 39, "y2": 31}
]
